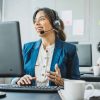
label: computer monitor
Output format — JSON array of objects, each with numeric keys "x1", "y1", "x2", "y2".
[
  {"x1": 76, "y1": 44, "x2": 92, "y2": 67},
  {"x1": 69, "y1": 41, "x2": 79, "y2": 44},
  {"x1": 0, "y1": 21, "x2": 24, "y2": 77}
]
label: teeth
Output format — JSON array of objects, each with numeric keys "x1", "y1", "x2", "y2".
[
  {"x1": 37, "y1": 27, "x2": 43, "y2": 30},
  {"x1": 37, "y1": 28, "x2": 42, "y2": 30}
]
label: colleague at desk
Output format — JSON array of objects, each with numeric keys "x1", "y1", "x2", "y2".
[{"x1": 12, "y1": 7, "x2": 80, "y2": 86}]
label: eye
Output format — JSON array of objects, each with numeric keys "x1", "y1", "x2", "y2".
[
  {"x1": 34, "y1": 16, "x2": 46, "y2": 24},
  {"x1": 39, "y1": 17, "x2": 46, "y2": 21}
]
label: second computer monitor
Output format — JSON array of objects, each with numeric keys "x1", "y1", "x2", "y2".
[
  {"x1": 76, "y1": 44, "x2": 92, "y2": 67},
  {"x1": 0, "y1": 21, "x2": 24, "y2": 77}
]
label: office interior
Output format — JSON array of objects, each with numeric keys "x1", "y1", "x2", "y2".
[{"x1": 0, "y1": 0, "x2": 100, "y2": 87}]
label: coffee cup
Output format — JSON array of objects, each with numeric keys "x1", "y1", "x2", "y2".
[
  {"x1": 63, "y1": 79, "x2": 94, "y2": 100},
  {"x1": 93, "y1": 66, "x2": 100, "y2": 76}
]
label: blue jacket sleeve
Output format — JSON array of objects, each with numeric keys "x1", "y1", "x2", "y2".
[{"x1": 67, "y1": 44, "x2": 80, "y2": 79}]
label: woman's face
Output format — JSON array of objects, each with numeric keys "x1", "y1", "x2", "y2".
[{"x1": 34, "y1": 11, "x2": 53, "y2": 36}]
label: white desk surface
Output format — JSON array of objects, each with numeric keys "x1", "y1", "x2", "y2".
[{"x1": 58, "y1": 89, "x2": 100, "y2": 100}]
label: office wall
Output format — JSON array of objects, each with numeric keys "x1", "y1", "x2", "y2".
[
  {"x1": 89, "y1": 0, "x2": 100, "y2": 66},
  {"x1": 1, "y1": 0, "x2": 100, "y2": 69},
  {"x1": 55, "y1": 0, "x2": 90, "y2": 42},
  {"x1": 3, "y1": 0, "x2": 100, "y2": 65},
  {"x1": 0, "y1": 0, "x2": 5, "y2": 84},
  {"x1": 3, "y1": 0, "x2": 91, "y2": 43},
  {"x1": 3, "y1": 0, "x2": 56, "y2": 45},
  {"x1": 0, "y1": 0, "x2": 2, "y2": 21},
  {"x1": 3, "y1": 0, "x2": 37, "y2": 45}
]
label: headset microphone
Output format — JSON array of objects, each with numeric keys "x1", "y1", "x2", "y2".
[
  {"x1": 40, "y1": 31, "x2": 45, "y2": 34},
  {"x1": 40, "y1": 29, "x2": 54, "y2": 34}
]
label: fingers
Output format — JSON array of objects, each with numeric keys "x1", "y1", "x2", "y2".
[
  {"x1": 48, "y1": 71, "x2": 56, "y2": 76},
  {"x1": 48, "y1": 73, "x2": 55, "y2": 79},
  {"x1": 47, "y1": 64, "x2": 63, "y2": 86},
  {"x1": 47, "y1": 72, "x2": 62, "y2": 86},
  {"x1": 17, "y1": 75, "x2": 36, "y2": 86},
  {"x1": 47, "y1": 73, "x2": 64, "y2": 86},
  {"x1": 55, "y1": 64, "x2": 61, "y2": 77}
]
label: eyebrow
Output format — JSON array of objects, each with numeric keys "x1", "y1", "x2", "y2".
[
  {"x1": 33, "y1": 15, "x2": 47, "y2": 23},
  {"x1": 35, "y1": 16, "x2": 46, "y2": 20}
]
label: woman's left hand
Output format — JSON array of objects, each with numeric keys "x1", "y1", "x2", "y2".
[{"x1": 47, "y1": 64, "x2": 64, "y2": 86}]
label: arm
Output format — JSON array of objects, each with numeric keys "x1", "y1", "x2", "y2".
[
  {"x1": 11, "y1": 43, "x2": 36, "y2": 86},
  {"x1": 68, "y1": 45, "x2": 80, "y2": 79},
  {"x1": 16, "y1": 43, "x2": 36, "y2": 86}
]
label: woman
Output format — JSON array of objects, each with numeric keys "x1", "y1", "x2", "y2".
[{"x1": 12, "y1": 8, "x2": 80, "y2": 86}]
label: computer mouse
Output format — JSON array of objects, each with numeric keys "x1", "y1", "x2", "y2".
[{"x1": 0, "y1": 92, "x2": 6, "y2": 98}]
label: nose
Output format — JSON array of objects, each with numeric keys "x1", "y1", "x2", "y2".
[{"x1": 34, "y1": 20, "x2": 40, "y2": 26}]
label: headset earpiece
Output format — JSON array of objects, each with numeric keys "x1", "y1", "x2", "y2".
[
  {"x1": 53, "y1": 20, "x2": 61, "y2": 30},
  {"x1": 51, "y1": 10, "x2": 61, "y2": 30}
]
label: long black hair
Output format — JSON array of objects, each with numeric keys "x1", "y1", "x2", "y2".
[{"x1": 33, "y1": 7, "x2": 66, "y2": 41}]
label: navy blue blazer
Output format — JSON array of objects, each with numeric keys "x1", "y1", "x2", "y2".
[{"x1": 22, "y1": 38, "x2": 80, "y2": 85}]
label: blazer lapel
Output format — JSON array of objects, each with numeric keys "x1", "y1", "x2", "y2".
[
  {"x1": 30, "y1": 39, "x2": 63, "y2": 75},
  {"x1": 31, "y1": 40, "x2": 41, "y2": 76},
  {"x1": 50, "y1": 39, "x2": 63, "y2": 71}
]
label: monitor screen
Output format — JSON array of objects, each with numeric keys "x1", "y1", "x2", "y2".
[
  {"x1": 76, "y1": 44, "x2": 92, "y2": 67},
  {"x1": 0, "y1": 21, "x2": 24, "y2": 77},
  {"x1": 68, "y1": 41, "x2": 79, "y2": 44}
]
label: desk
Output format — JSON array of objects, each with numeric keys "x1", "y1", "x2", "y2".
[
  {"x1": 0, "y1": 92, "x2": 61, "y2": 100},
  {"x1": 80, "y1": 74, "x2": 100, "y2": 82},
  {"x1": 59, "y1": 89, "x2": 100, "y2": 100}
]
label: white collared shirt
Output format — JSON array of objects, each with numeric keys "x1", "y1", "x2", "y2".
[{"x1": 35, "y1": 43, "x2": 55, "y2": 86}]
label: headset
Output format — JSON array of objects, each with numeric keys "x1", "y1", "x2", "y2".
[
  {"x1": 39, "y1": 8, "x2": 62, "y2": 34},
  {"x1": 51, "y1": 9, "x2": 61, "y2": 31}
]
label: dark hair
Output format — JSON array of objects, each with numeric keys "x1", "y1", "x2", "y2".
[{"x1": 33, "y1": 7, "x2": 66, "y2": 41}]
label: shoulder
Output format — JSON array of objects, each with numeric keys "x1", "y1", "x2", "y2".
[
  {"x1": 23, "y1": 40, "x2": 41, "y2": 53},
  {"x1": 23, "y1": 41, "x2": 36, "y2": 48},
  {"x1": 62, "y1": 41, "x2": 77, "y2": 52},
  {"x1": 23, "y1": 41, "x2": 36, "y2": 50},
  {"x1": 64, "y1": 42, "x2": 76, "y2": 49},
  {"x1": 56, "y1": 39, "x2": 76, "y2": 49},
  {"x1": 61, "y1": 41, "x2": 77, "y2": 57},
  {"x1": 56, "y1": 39, "x2": 76, "y2": 53},
  {"x1": 56, "y1": 39, "x2": 77, "y2": 57}
]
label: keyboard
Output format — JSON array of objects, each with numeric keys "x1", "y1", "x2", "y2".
[
  {"x1": 80, "y1": 72, "x2": 93, "y2": 75},
  {"x1": 0, "y1": 84, "x2": 63, "y2": 93}
]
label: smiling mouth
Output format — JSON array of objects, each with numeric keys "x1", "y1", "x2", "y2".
[{"x1": 36, "y1": 27, "x2": 43, "y2": 32}]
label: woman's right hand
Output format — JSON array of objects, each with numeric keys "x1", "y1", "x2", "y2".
[{"x1": 17, "y1": 75, "x2": 36, "y2": 86}]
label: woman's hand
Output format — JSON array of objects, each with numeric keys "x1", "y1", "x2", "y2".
[
  {"x1": 47, "y1": 64, "x2": 64, "y2": 86},
  {"x1": 17, "y1": 75, "x2": 36, "y2": 86}
]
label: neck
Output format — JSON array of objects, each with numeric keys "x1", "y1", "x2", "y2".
[{"x1": 42, "y1": 32, "x2": 55, "y2": 48}]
